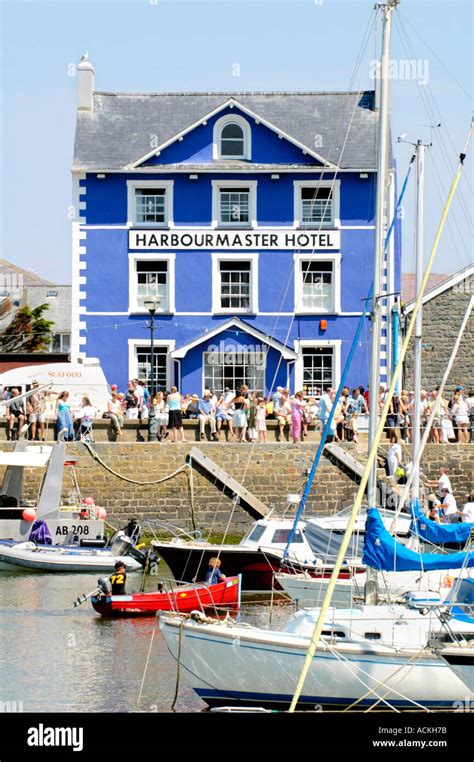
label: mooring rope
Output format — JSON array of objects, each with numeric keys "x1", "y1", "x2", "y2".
[
  {"x1": 136, "y1": 619, "x2": 158, "y2": 711},
  {"x1": 82, "y1": 441, "x2": 189, "y2": 486}
]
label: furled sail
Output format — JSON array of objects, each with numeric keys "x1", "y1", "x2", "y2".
[
  {"x1": 410, "y1": 506, "x2": 473, "y2": 545},
  {"x1": 363, "y1": 508, "x2": 474, "y2": 572}
]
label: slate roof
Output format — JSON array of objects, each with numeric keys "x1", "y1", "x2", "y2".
[
  {"x1": 24, "y1": 286, "x2": 72, "y2": 333},
  {"x1": 0, "y1": 260, "x2": 53, "y2": 287},
  {"x1": 0, "y1": 260, "x2": 70, "y2": 334},
  {"x1": 73, "y1": 91, "x2": 386, "y2": 172},
  {"x1": 401, "y1": 273, "x2": 448, "y2": 304}
]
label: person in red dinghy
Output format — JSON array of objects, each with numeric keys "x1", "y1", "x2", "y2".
[
  {"x1": 205, "y1": 557, "x2": 227, "y2": 585},
  {"x1": 109, "y1": 561, "x2": 127, "y2": 594}
]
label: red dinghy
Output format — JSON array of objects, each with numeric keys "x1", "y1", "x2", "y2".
[{"x1": 90, "y1": 575, "x2": 242, "y2": 618}]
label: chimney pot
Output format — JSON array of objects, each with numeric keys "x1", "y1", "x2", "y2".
[{"x1": 77, "y1": 52, "x2": 95, "y2": 111}]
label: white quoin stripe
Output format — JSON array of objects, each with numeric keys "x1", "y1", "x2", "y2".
[{"x1": 71, "y1": 172, "x2": 87, "y2": 362}]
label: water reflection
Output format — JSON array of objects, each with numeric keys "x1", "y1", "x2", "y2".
[{"x1": 0, "y1": 570, "x2": 293, "y2": 713}]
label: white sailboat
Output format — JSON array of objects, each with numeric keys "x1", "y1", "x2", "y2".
[{"x1": 159, "y1": 594, "x2": 473, "y2": 710}]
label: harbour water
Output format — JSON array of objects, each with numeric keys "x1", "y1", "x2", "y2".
[{"x1": 0, "y1": 567, "x2": 292, "y2": 713}]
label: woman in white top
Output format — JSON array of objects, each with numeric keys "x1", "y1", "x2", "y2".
[
  {"x1": 153, "y1": 391, "x2": 169, "y2": 441},
  {"x1": 461, "y1": 494, "x2": 474, "y2": 523},
  {"x1": 451, "y1": 394, "x2": 470, "y2": 444},
  {"x1": 108, "y1": 393, "x2": 124, "y2": 437},
  {"x1": 75, "y1": 396, "x2": 95, "y2": 440}
]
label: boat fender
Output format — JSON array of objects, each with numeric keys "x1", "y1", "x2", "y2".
[
  {"x1": 190, "y1": 610, "x2": 208, "y2": 623},
  {"x1": 97, "y1": 577, "x2": 112, "y2": 596}
]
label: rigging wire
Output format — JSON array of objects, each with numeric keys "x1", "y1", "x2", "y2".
[
  {"x1": 288, "y1": 116, "x2": 473, "y2": 713},
  {"x1": 397, "y1": 8, "x2": 472, "y2": 103},
  {"x1": 394, "y1": 13, "x2": 473, "y2": 227}
]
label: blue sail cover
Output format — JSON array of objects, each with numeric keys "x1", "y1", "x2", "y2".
[
  {"x1": 410, "y1": 506, "x2": 472, "y2": 545},
  {"x1": 363, "y1": 508, "x2": 474, "y2": 572}
]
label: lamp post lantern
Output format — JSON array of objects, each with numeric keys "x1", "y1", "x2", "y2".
[{"x1": 144, "y1": 297, "x2": 161, "y2": 442}]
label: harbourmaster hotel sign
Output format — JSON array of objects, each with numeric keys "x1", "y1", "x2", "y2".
[{"x1": 129, "y1": 229, "x2": 340, "y2": 250}]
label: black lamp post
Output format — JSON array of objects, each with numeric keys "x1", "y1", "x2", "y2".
[{"x1": 144, "y1": 296, "x2": 160, "y2": 442}]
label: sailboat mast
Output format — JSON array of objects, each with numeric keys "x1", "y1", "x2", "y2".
[
  {"x1": 367, "y1": 0, "x2": 398, "y2": 506},
  {"x1": 411, "y1": 139, "x2": 428, "y2": 501}
]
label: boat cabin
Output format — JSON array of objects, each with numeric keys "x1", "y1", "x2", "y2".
[{"x1": 240, "y1": 518, "x2": 318, "y2": 566}]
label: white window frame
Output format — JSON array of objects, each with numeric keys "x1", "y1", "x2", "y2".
[
  {"x1": 213, "y1": 113, "x2": 251, "y2": 160},
  {"x1": 294, "y1": 253, "x2": 341, "y2": 314},
  {"x1": 211, "y1": 252, "x2": 259, "y2": 314},
  {"x1": 293, "y1": 180, "x2": 340, "y2": 228},
  {"x1": 202, "y1": 349, "x2": 266, "y2": 396},
  {"x1": 294, "y1": 339, "x2": 341, "y2": 395},
  {"x1": 128, "y1": 339, "x2": 176, "y2": 390},
  {"x1": 128, "y1": 253, "x2": 176, "y2": 314},
  {"x1": 48, "y1": 333, "x2": 71, "y2": 354},
  {"x1": 127, "y1": 180, "x2": 174, "y2": 228},
  {"x1": 211, "y1": 179, "x2": 257, "y2": 228}
]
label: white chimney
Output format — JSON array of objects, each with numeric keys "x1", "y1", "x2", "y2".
[{"x1": 77, "y1": 52, "x2": 95, "y2": 111}]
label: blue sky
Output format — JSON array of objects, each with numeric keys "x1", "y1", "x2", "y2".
[{"x1": 0, "y1": 0, "x2": 472, "y2": 283}]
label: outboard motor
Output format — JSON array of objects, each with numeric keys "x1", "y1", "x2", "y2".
[
  {"x1": 97, "y1": 577, "x2": 112, "y2": 596},
  {"x1": 110, "y1": 531, "x2": 133, "y2": 557},
  {"x1": 110, "y1": 530, "x2": 159, "y2": 569}
]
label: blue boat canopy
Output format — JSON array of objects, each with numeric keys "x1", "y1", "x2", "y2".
[
  {"x1": 410, "y1": 505, "x2": 472, "y2": 545},
  {"x1": 362, "y1": 508, "x2": 474, "y2": 572}
]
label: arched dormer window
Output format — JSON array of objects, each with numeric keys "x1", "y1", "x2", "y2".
[
  {"x1": 214, "y1": 114, "x2": 251, "y2": 160},
  {"x1": 221, "y1": 123, "x2": 244, "y2": 157}
]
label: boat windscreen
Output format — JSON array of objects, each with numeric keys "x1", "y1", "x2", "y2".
[{"x1": 304, "y1": 522, "x2": 364, "y2": 561}]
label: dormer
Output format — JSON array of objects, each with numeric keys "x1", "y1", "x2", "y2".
[{"x1": 213, "y1": 113, "x2": 251, "y2": 161}]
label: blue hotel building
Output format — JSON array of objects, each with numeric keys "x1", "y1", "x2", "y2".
[{"x1": 72, "y1": 55, "x2": 401, "y2": 397}]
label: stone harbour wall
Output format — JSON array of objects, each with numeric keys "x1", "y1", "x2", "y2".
[
  {"x1": 3, "y1": 442, "x2": 471, "y2": 535},
  {"x1": 1, "y1": 443, "x2": 363, "y2": 535}
]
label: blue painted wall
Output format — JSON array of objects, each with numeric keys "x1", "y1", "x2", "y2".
[
  {"x1": 77, "y1": 103, "x2": 397, "y2": 395},
  {"x1": 141, "y1": 106, "x2": 319, "y2": 166}
]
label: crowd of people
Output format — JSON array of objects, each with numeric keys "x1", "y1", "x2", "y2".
[
  {"x1": 377, "y1": 384, "x2": 473, "y2": 446},
  {"x1": 1, "y1": 382, "x2": 94, "y2": 443},
  {"x1": 105, "y1": 381, "x2": 372, "y2": 444},
  {"x1": 424, "y1": 468, "x2": 474, "y2": 525},
  {"x1": 2, "y1": 377, "x2": 473, "y2": 446}
]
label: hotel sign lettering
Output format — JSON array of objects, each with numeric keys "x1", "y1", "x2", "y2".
[{"x1": 129, "y1": 229, "x2": 340, "y2": 251}]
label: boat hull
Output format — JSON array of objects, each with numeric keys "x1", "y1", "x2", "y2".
[
  {"x1": 91, "y1": 575, "x2": 241, "y2": 617},
  {"x1": 275, "y1": 569, "x2": 464, "y2": 608},
  {"x1": 439, "y1": 648, "x2": 474, "y2": 693},
  {"x1": 154, "y1": 544, "x2": 358, "y2": 592},
  {"x1": 160, "y1": 617, "x2": 471, "y2": 710},
  {"x1": 0, "y1": 542, "x2": 141, "y2": 573}
]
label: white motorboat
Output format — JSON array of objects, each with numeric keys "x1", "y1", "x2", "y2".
[
  {"x1": 151, "y1": 506, "x2": 413, "y2": 592},
  {"x1": 160, "y1": 596, "x2": 474, "y2": 710},
  {"x1": 151, "y1": 516, "x2": 319, "y2": 591},
  {"x1": 0, "y1": 540, "x2": 142, "y2": 573}
]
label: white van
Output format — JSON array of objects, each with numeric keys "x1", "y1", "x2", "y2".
[{"x1": 0, "y1": 358, "x2": 111, "y2": 417}]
